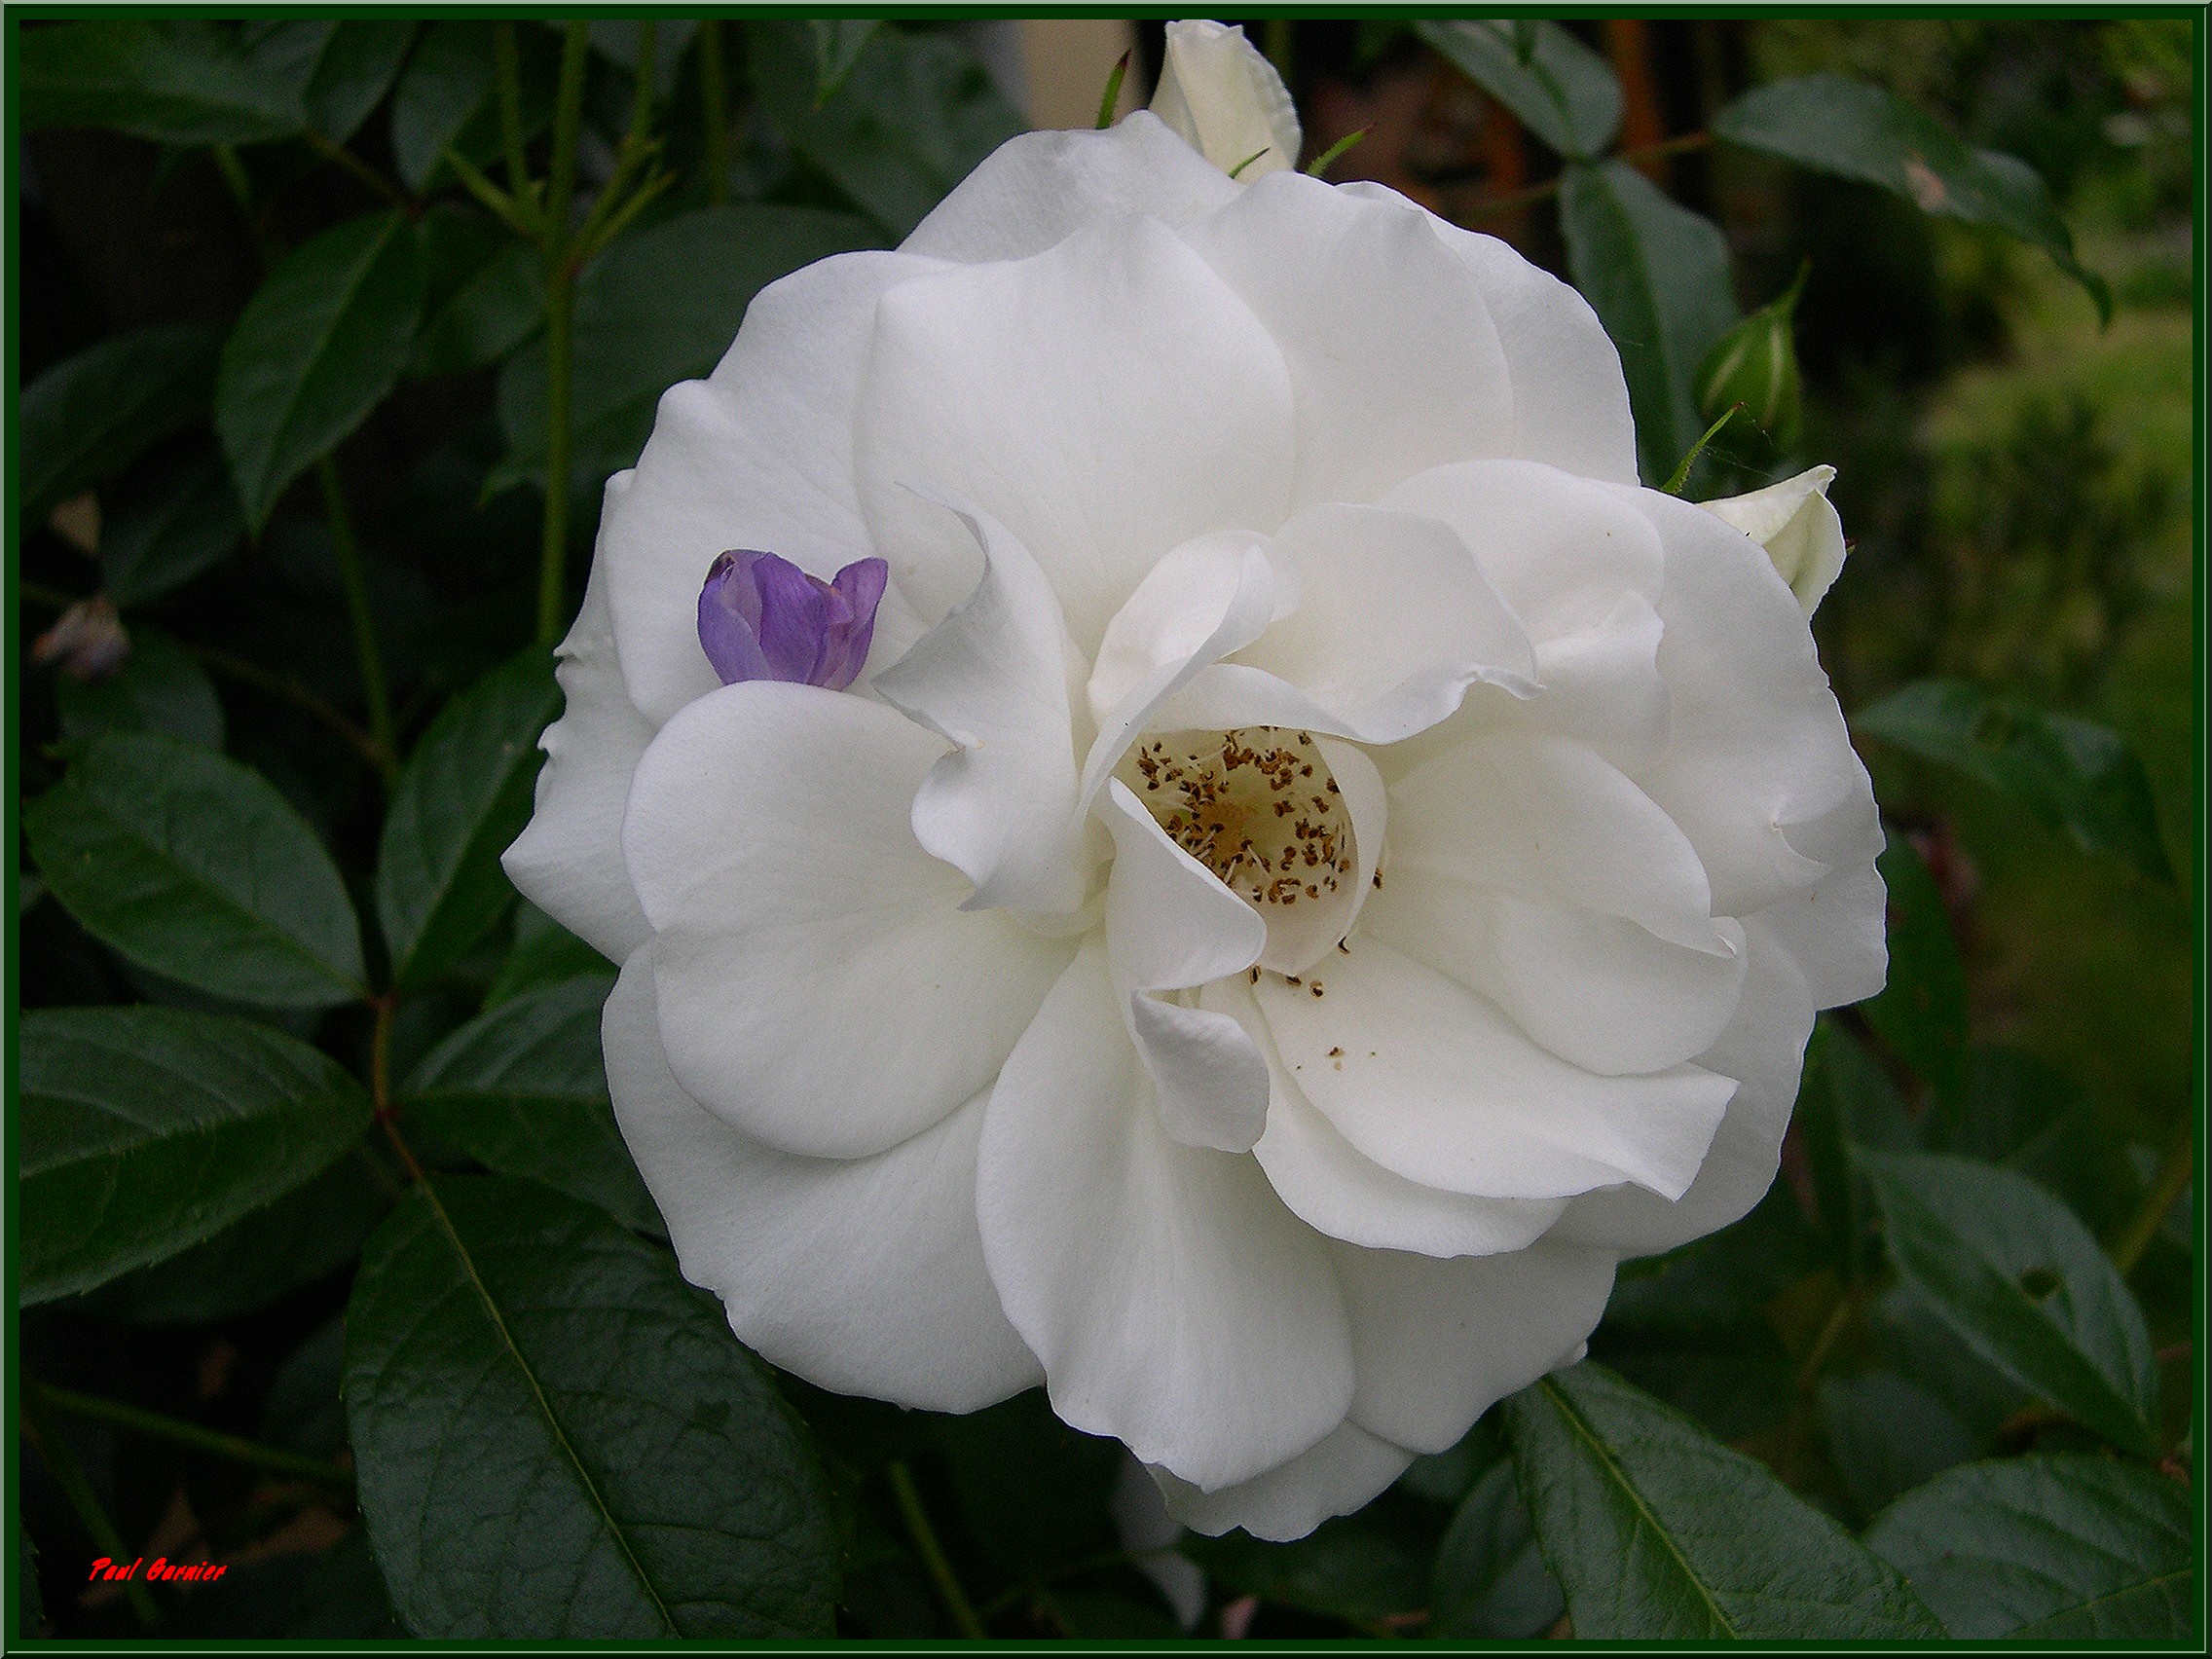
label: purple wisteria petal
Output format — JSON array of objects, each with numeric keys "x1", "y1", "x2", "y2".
[{"x1": 697, "y1": 549, "x2": 890, "y2": 690}]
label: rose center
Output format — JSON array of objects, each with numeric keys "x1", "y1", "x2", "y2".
[{"x1": 1115, "y1": 727, "x2": 1354, "y2": 910}]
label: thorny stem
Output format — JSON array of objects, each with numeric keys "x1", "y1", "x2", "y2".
[
  {"x1": 2110, "y1": 1116, "x2": 2193, "y2": 1277},
  {"x1": 698, "y1": 20, "x2": 731, "y2": 205},
  {"x1": 22, "y1": 1397, "x2": 159, "y2": 1628},
  {"x1": 29, "y1": 1383, "x2": 355, "y2": 1493},
  {"x1": 887, "y1": 1460, "x2": 985, "y2": 1639},
  {"x1": 535, "y1": 22, "x2": 593, "y2": 648},
  {"x1": 1457, "y1": 130, "x2": 1714, "y2": 221},
  {"x1": 314, "y1": 457, "x2": 400, "y2": 792}
]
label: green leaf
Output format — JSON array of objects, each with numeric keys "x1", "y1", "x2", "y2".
[
  {"x1": 1855, "y1": 679, "x2": 2174, "y2": 884},
  {"x1": 345, "y1": 1176, "x2": 838, "y2": 1637},
  {"x1": 402, "y1": 976, "x2": 659, "y2": 1235},
  {"x1": 245, "y1": 19, "x2": 417, "y2": 142},
  {"x1": 1560, "y1": 161, "x2": 1742, "y2": 486},
  {"x1": 1713, "y1": 74, "x2": 2110, "y2": 322},
  {"x1": 745, "y1": 21, "x2": 1024, "y2": 240},
  {"x1": 20, "y1": 1005, "x2": 373, "y2": 1303},
  {"x1": 216, "y1": 209, "x2": 427, "y2": 530},
  {"x1": 1799, "y1": 1017, "x2": 1919, "y2": 1280},
  {"x1": 411, "y1": 240, "x2": 542, "y2": 379},
  {"x1": 487, "y1": 903, "x2": 613, "y2": 1008},
  {"x1": 1861, "y1": 830, "x2": 1969, "y2": 1104},
  {"x1": 1934, "y1": 1046, "x2": 2139, "y2": 1234},
  {"x1": 55, "y1": 627, "x2": 224, "y2": 751},
  {"x1": 375, "y1": 648, "x2": 558, "y2": 991},
  {"x1": 1858, "y1": 1150, "x2": 2159, "y2": 1457},
  {"x1": 1183, "y1": 1502, "x2": 1432, "y2": 1628},
  {"x1": 91, "y1": 1152, "x2": 391, "y2": 1324},
  {"x1": 1865, "y1": 1456, "x2": 2192, "y2": 1638},
  {"x1": 25, "y1": 731, "x2": 366, "y2": 1008},
  {"x1": 99, "y1": 451, "x2": 243, "y2": 608},
  {"x1": 1432, "y1": 1458, "x2": 1564, "y2": 1639},
  {"x1": 21, "y1": 20, "x2": 305, "y2": 146},
  {"x1": 21, "y1": 325, "x2": 220, "y2": 518},
  {"x1": 1502, "y1": 1362, "x2": 1940, "y2": 1638},
  {"x1": 492, "y1": 204, "x2": 878, "y2": 492},
  {"x1": 387, "y1": 20, "x2": 493, "y2": 193},
  {"x1": 808, "y1": 19, "x2": 882, "y2": 103},
  {"x1": 1415, "y1": 19, "x2": 1621, "y2": 159},
  {"x1": 1816, "y1": 1369, "x2": 1983, "y2": 1518}
]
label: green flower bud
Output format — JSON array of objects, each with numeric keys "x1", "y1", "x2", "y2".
[{"x1": 1695, "y1": 263, "x2": 1808, "y2": 453}]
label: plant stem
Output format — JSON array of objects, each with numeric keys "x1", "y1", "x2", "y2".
[
  {"x1": 21, "y1": 1398, "x2": 159, "y2": 1628},
  {"x1": 1795, "y1": 1288, "x2": 1858, "y2": 1391},
  {"x1": 313, "y1": 457, "x2": 399, "y2": 791},
  {"x1": 1457, "y1": 130, "x2": 1713, "y2": 221},
  {"x1": 698, "y1": 20, "x2": 730, "y2": 205},
  {"x1": 1263, "y1": 18, "x2": 1294, "y2": 91},
  {"x1": 494, "y1": 22, "x2": 535, "y2": 225},
  {"x1": 302, "y1": 130, "x2": 408, "y2": 209},
  {"x1": 2110, "y1": 1115, "x2": 2193, "y2": 1277},
  {"x1": 190, "y1": 645, "x2": 382, "y2": 767},
  {"x1": 886, "y1": 1460, "x2": 984, "y2": 1639},
  {"x1": 369, "y1": 995, "x2": 430, "y2": 1185},
  {"x1": 535, "y1": 22, "x2": 593, "y2": 648},
  {"x1": 29, "y1": 1383, "x2": 354, "y2": 1493}
]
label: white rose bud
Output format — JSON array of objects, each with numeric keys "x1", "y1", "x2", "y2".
[
  {"x1": 1150, "y1": 18, "x2": 1301, "y2": 179},
  {"x1": 1702, "y1": 464, "x2": 1849, "y2": 616}
]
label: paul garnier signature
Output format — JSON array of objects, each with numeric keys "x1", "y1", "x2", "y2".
[{"x1": 88, "y1": 1556, "x2": 229, "y2": 1584}]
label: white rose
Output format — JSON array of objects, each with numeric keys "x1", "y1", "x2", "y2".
[
  {"x1": 503, "y1": 110, "x2": 1885, "y2": 1541},
  {"x1": 1149, "y1": 18, "x2": 1302, "y2": 179}
]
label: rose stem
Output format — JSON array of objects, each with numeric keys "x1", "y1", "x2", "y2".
[
  {"x1": 21, "y1": 1393, "x2": 159, "y2": 1627},
  {"x1": 698, "y1": 21, "x2": 731, "y2": 206},
  {"x1": 535, "y1": 22, "x2": 593, "y2": 648},
  {"x1": 2109, "y1": 1114, "x2": 2193, "y2": 1277},
  {"x1": 28, "y1": 1382, "x2": 356, "y2": 1493},
  {"x1": 886, "y1": 1459, "x2": 986, "y2": 1638}
]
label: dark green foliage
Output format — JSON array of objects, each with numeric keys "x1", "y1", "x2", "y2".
[
  {"x1": 1415, "y1": 21, "x2": 1620, "y2": 160},
  {"x1": 1857, "y1": 680, "x2": 2174, "y2": 883},
  {"x1": 1503, "y1": 1364, "x2": 1941, "y2": 1638},
  {"x1": 1858, "y1": 1151, "x2": 2160, "y2": 1456},
  {"x1": 1866, "y1": 1456, "x2": 2192, "y2": 1637},
  {"x1": 26, "y1": 732, "x2": 366, "y2": 1008},
  {"x1": 373, "y1": 648, "x2": 558, "y2": 991},
  {"x1": 345, "y1": 1178, "x2": 839, "y2": 1638},
  {"x1": 1714, "y1": 72, "x2": 2111, "y2": 319},
  {"x1": 216, "y1": 210, "x2": 428, "y2": 529},
  {"x1": 20, "y1": 1006, "x2": 373, "y2": 1303},
  {"x1": 1559, "y1": 162, "x2": 1741, "y2": 484},
  {"x1": 402, "y1": 976, "x2": 658, "y2": 1235},
  {"x1": 21, "y1": 326, "x2": 220, "y2": 518}
]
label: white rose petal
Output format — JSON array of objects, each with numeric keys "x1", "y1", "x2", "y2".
[
  {"x1": 1149, "y1": 18, "x2": 1302, "y2": 180},
  {"x1": 507, "y1": 90, "x2": 1886, "y2": 1540},
  {"x1": 1701, "y1": 462, "x2": 1851, "y2": 616}
]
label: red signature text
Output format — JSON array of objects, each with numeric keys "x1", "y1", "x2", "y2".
[{"x1": 88, "y1": 1556, "x2": 228, "y2": 1583}]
